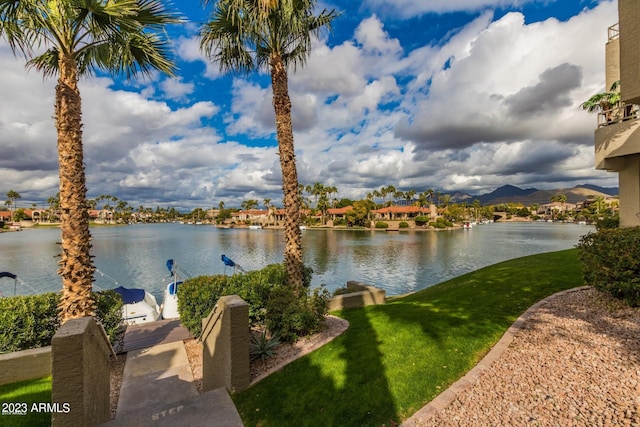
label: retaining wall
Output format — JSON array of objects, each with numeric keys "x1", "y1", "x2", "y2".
[{"x1": 328, "y1": 281, "x2": 386, "y2": 311}]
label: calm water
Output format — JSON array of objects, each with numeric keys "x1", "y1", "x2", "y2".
[{"x1": 0, "y1": 222, "x2": 593, "y2": 300}]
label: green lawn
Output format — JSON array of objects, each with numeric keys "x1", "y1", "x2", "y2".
[
  {"x1": 233, "y1": 249, "x2": 585, "y2": 426},
  {"x1": 0, "y1": 376, "x2": 51, "y2": 427}
]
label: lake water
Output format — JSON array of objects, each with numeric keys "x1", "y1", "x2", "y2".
[{"x1": 0, "y1": 222, "x2": 593, "y2": 300}]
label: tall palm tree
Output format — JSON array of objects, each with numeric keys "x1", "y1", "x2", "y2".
[
  {"x1": 5, "y1": 190, "x2": 21, "y2": 222},
  {"x1": 200, "y1": 0, "x2": 338, "y2": 290},
  {"x1": 1, "y1": 0, "x2": 181, "y2": 322}
]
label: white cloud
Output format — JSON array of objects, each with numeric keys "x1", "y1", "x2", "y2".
[
  {"x1": 0, "y1": 2, "x2": 621, "y2": 209},
  {"x1": 160, "y1": 77, "x2": 195, "y2": 101},
  {"x1": 363, "y1": 0, "x2": 539, "y2": 18}
]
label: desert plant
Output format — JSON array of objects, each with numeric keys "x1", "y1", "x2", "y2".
[{"x1": 250, "y1": 330, "x2": 281, "y2": 361}]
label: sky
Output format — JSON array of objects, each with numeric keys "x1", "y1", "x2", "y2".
[{"x1": 0, "y1": 0, "x2": 620, "y2": 210}]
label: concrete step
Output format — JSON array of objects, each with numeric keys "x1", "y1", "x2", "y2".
[{"x1": 100, "y1": 387, "x2": 244, "y2": 426}]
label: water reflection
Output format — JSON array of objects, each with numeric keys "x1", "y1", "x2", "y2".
[{"x1": 0, "y1": 222, "x2": 592, "y2": 299}]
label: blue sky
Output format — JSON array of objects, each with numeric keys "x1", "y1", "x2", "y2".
[{"x1": 0, "y1": 0, "x2": 619, "y2": 210}]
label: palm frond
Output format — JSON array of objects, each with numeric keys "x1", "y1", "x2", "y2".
[
  {"x1": 199, "y1": 0, "x2": 339, "y2": 75},
  {"x1": 26, "y1": 48, "x2": 60, "y2": 78},
  {"x1": 2, "y1": 0, "x2": 182, "y2": 80}
]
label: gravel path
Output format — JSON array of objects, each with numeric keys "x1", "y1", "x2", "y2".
[{"x1": 405, "y1": 287, "x2": 640, "y2": 426}]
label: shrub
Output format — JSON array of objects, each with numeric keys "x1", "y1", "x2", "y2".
[
  {"x1": 577, "y1": 227, "x2": 640, "y2": 306},
  {"x1": 375, "y1": 221, "x2": 389, "y2": 229},
  {"x1": 265, "y1": 286, "x2": 330, "y2": 343},
  {"x1": 94, "y1": 290, "x2": 125, "y2": 348},
  {"x1": 437, "y1": 217, "x2": 453, "y2": 227},
  {"x1": 0, "y1": 290, "x2": 123, "y2": 353},
  {"x1": 596, "y1": 216, "x2": 619, "y2": 231},
  {"x1": 415, "y1": 216, "x2": 430, "y2": 226},
  {"x1": 178, "y1": 275, "x2": 228, "y2": 337},
  {"x1": 0, "y1": 293, "x2": 59, "y2": 353},
  {"x1": 178, "y1": 263, "x2": 318, "y2": 338},
  {"x1": 334, "y1": 218, "x2": 346, "y2": 226},
  {"x1": 399, "y1": 221, "x2": 409, "y2": 228}
]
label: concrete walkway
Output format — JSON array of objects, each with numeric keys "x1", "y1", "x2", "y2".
[{"x1": 102, "y1": 340, "x2": 243, "y2": 426}]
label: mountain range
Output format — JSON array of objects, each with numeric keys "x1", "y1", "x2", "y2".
[{"x1": 450, "y1": 184, "x2": 618, "y2": 206}]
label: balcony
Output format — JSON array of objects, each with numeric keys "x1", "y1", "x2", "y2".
[
  {"x1": 608, "y1": 23, "x2": 619, "y2": 42},
  {"x1": 595, "y1": 104, "x2": 640, "y2": 171},
  {"x1": 597, "y1": 103, "x2": 640, "y2": 128}
]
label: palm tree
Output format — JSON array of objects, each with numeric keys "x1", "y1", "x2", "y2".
[
  {"x1": 241, "y1": 199, "x2": 259, "y2": 211},
  {"x1": 0, "y1": 1, "x2": 181, "y2": 322},
  {"x1": 200, "y1": 0, "x2": 338, "y2": 290},
  {"x1": 5, "y1": 190, "x2": 21, "y2": 222},
  {"x1": 580, "y1": 81, "x2": 621, "y2": 123}
]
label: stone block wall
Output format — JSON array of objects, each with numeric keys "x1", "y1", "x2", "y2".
[
  {"x1": 51, "y1": 317, "x2": 114, "y2": 427},
  {"x1": 0, "y1": 346, "x2": 51, "y2": 385},
  {"x1": 328, "y1": 281, "x2": 386, "y2": 311},
  {"x1": 201, "y1": 295, "x2": 250, "y2": 394}
]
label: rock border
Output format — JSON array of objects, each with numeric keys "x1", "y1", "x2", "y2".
[{"x1": 401, "y1": 286, "x2": 592, "y2": 426}]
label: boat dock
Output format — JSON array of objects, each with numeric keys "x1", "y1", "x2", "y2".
[{"x1": 120, "y1": 319, "x2": 192, "y2": 353}]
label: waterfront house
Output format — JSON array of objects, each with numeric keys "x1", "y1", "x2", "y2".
[{"x1": 371, "y1": 205, "x2": 432, "y2": 221}]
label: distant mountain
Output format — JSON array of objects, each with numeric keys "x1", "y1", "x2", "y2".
[
  {"x1": 470, "y1": 184, "x2": 619, "y2": 205},
  {"x1": 575, "y1": 184, "x2": 619, "y2": 196},
  {"x1": 476, "y1": 185, "x2": 538, "y2": 204}
]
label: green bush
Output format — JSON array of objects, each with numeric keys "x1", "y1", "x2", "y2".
[
  {"x1": 577, "y1": 228, "x2": 640, "y2": 306},
  {"x1": 333, "y1": 218, "x2": 346, "y2": 226},
  {"x1": 437, "y1": 217, "x2": 453, "y2": 227},
  {"x1": 399, "y1": 221, "x2": 409, "y2": 228},
  {"x1": 265, "y1": 286, "x2": 330, "y2": 343},
  {"x1": 0, "y1": 293, "x2": 59, "y2": 353},
  {"x1": 415, "y1": 216, "x2": 430, "y2": 226},
  {"x1": 178, "y1": 263, "x2": 319, "y2": 339},
  {"x1": 596, "y1": 215, "x2": 619, "y2": 231},
  {"x1": 0, "y1": 290, "x2": 123, "y2": 353},
  {"x1": 427, "y1": 218, "x2": 453, "y2": 229},
  {"x1": 94, "y1": 290, "x2": 125, "y2": 350},
  {"x1": 178, "y1": 274, "x2": 228, "y2": 337},
  {"x1": 375, "y1": 221, "x2": 389, "y2": 229}
]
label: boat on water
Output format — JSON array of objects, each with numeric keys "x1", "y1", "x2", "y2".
[
  {"x1": 113, "y1": 286, "x2": 161, "y2": 325},
  {"x1": 161, "y1": 259, "x2": 188, "y2": 320}
]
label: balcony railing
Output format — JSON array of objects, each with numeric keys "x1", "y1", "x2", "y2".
[
  {"x1": 608, "y1": 23, "x2": 619, "y2": 41},
  {"x1": 598, "y1": 104, "x2": 640, "y2": 127}
]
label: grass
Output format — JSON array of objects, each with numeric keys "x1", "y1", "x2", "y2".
[
  {"x1": 0, "y1": 376, "x2": 51, "y2": 427},
  {"x1": 233, "y1": 249, "x2": 585, "y2": 426}
]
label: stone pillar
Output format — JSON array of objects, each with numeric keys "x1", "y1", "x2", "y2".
[
  {"x1": 201, "y1": 295, "x2": 250, "y2": 394},
  {"x1": 51, "y1": 317, "x2": 113, "y2": 427}
]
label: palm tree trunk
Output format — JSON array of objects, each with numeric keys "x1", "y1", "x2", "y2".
[
  {"x1": 56, "y1": 54, "x2": 95, "y2": 322},
  {"x1": 271, "y1": 53, "x2": 303, "y2": 291}
]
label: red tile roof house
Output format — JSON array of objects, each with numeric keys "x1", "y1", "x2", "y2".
[{"x1": 371, "y1": 205, "x2": 431, "y2": 220}]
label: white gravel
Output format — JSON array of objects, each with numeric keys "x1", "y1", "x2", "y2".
[{"x1": 406, "y1": 287, "x2": 640, "y2": 426}]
